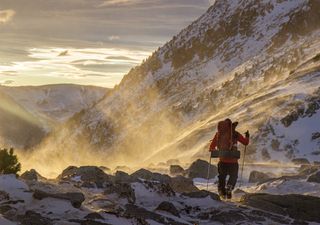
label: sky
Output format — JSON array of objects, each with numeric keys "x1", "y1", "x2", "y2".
[{"x1": 0, "y1": 0, "x2": 214, "y2": 88}]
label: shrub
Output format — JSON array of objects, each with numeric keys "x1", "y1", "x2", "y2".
[{"x1": 0, "y1": 148, "x2": 21, "y2": 175}]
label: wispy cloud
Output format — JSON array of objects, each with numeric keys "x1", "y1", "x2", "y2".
[
  {"x1": 0, "y1": 9, "x2": 15, "y2": 24},
  {"x1": 0, "y1": 47, "x2": 150, "y2": 87},
  {"x1": 108, "y1": 35, "x2": 120, "y2": 41}
]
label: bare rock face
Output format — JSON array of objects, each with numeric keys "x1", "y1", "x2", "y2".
[
  {"x1": 18, "y1": 210, "x2": 53, "y2": 225},
  {"x1": 187, "y1": 159, "x2": 218, "y2": 179},
  {"x1": 241, "y1": 193, "x2": 320, "y2": 223},
  {"x1": 248, "y1": 170, "x2": 271, "y2": 183},
  {"x1": 33, "y1": 189, "x2": 85, "y2": 208}
]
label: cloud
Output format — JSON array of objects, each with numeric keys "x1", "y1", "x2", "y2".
[
  {"x1": 0, "y1": 9, "x2": 15, "y2": 24},
  {"x1": 108, "y1": 35, "x2": 120, "y2": 41},
  {"x1": 0, "y1": 80, "x2": 15, "y2": 85}
]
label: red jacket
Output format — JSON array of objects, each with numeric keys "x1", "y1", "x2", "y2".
[{"x1": 209, "y1": 131, "x2": 249, "y2": 163}]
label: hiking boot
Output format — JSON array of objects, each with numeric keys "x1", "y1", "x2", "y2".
[
  {"x1": 226, "y1": 185, "x2": 233, "y2": 199},
  {"x1": 218, "y1": 188, "x2": 226, "y2": 199}
]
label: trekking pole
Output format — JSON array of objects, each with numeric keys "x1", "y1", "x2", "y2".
[
  {"x1": 239, "y1": 145, "x2": 247, "y2": 188},
  {"x1": 206, "y1": 152, "x2": 212, "y2": 191}
]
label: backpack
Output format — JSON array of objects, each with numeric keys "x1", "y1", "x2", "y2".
[{"x1": 217, "y1": 119, "x2": 233, "y2": 150}]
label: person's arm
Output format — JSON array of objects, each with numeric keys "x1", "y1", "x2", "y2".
[
  {"x1": 209, "y1": 133, "x2": 218, "y2": 151},
  {"x1": 237, "y1": 132, "x2": 249, "y2": 146}
]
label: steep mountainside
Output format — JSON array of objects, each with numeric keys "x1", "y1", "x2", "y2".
[{"x1": 32, "y1": 0, "x2": 320, "y2": 173}]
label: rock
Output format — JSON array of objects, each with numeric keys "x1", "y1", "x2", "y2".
[
  {"x1": 104, "y1": 183, "x2": 136, "y2": 204},
  {"x1": 169, "y1": 165, "x2": 185, "y2": 176},
  {"x1": 0, "y1": 191, "x2": 10, "y2": 201},
  {"x1": 298, "y1": 165, "x2": 319, "y2": 176},
  {"x1": 181, "y1": 190, "x2": 220, "y2": 201},
  {"x1": 291, "y1": 158, "x2": 310, "y2": 165},
  {"x1": 20, "y1": 169, "x2": 45, "y2": 181},
  {"x1": 307, "y1": 171, "x2": 320, "y2": 183},
  {"x1": 156, "y1": 201, "x2": 180, "y2": 217},
  {"x1": 114, "y1": 171, "x2": 133, "y2": 183},
  {"x1": 169, "y1": 176, "x2": 199, "y2": 193},
  {"x1": 33, "y1": 189, "x2": 85, "y2": 208},
  {"x1": 241, "y1": 193, "x2": 320, "y2": 222},
  {"x1": 248, "y1": 170, "x2": 271, "y2": 183},
  {"x1": 314, "y1": 161, "x2": 320, "y2": 165},
  {"x1": 18, "y1": 210, "x2": 53, "y2": 225},
  {"x1": 187, "y1": 159, "x2": 217, "y2": 179},
  {"x1": 130, "y1": 169, "x2": 170, "y2": 182},
  {"x1": 84, "y1": 212, "x2": 104, "y2": 220},
  {"x1": 124, "y1": 204, "x2": 188, "y2": 225},
  {"x1": 58, "y1": 166, "x2": 111, "y2": 188}
]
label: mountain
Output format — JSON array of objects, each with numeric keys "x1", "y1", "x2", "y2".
[
  {"x1": 0, "y1": 90, "x2": 45, "y2": 149},
  {"x1": 0, "y1": 84, "x2": 107, "y2": 149},
  {"x1": 32, "y1": 0, "x2": 320, "y2": 173}
]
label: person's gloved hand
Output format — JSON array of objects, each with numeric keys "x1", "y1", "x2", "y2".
[{"x1": 245, "y1": 130, "x2": 250, "y2": 139}]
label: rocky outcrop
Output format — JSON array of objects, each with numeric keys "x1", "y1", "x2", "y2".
[
  {"x1": 169, "y1": 165, "x2": 185, "y2": 176},
  {"x1": 187, "y1": 159, "x2": 217, "y2": 179},
  {"x1": 241, "y1": 193, "x2": 320, "y2": 222},
  {"x1": 156, "y1": 201, "x2": 180, "y2": 217},
  {"x1": 248, "y1": 170, "x2": 271, "y2": 183},
  {"x1": 291, "y1": 158, "x2": 310, "y2": 165},
  {"x1": 130, "y1": 169, "x2": 170, "y2": 182},
  {"x1": 104, "y1": 183, "x2": 136, "y2": 204},
  {"x1": 33, "y1": 189, "x2": 85, "y2": 208},
  {"x1": 58, "y1": 166, "x2": 111, "y2": 188},
  {"x1": 181, "y1": 190, "x2": 220, "y2": 201},
  {"x1": 169, "y1": 176, "x2": 199, "y2": 193},
  {"x1": 307, "y1": 171, "x2": 320, "y2": 183},
  {"x1": 18, "y1": 210, "x2": 53, "y2": 225},
  {"x1": 114, "y1": 171, "x2": 133, "y2": 183},
  {"x1": 20, "y1": 169, "x2": 45, "y2": 181},
  {"x1": 124, "y1": 204, "x2": 188, "y2": 225}
]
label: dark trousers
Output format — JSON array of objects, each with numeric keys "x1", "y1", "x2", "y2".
[{"x1": 218, "y1": 162, "x2": 239, "y2": 191}]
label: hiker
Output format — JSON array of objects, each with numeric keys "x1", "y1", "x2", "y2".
[{"x1": 209, "y1": 118, "x2": 249, "y2": 199}]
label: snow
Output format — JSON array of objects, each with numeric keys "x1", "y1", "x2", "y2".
[
  {"x1": 0, "y1": 175, "x2": 32, "y2": 204},
  {"x1": 0, "y1": 216, "x2": 17, "y2": 225}
]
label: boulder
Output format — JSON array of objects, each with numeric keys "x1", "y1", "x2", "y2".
[
  {"x1": 298, "y1": 165, "x2": 319, "y2": 176},
  {"x1": 104, "y1": 183, "x2": 136, "y2": 204},
  {"x1": 130, "y1": 169, "x2": 170, "y2": 183},
  {"x1": 18, "y1": 210, "x2": 53, "y2": 225},
  {"x1": 20, "y1": 169, "x2": 45, "y2": 181},
  {"x1": 241, "y1": 193, "x2": 320, "y2": 222},
  {"x1": 291, "y1": 158, "x2": 310, "y2": 165},
  {"x1": 187, "y1": 159, "x2": 217, "y2": 179},
  {"x1": 114, "y1": 171, "x2": 133, "y2": 183},
  {"x1": 181, "y1": 190, "x2": 220, "y2": 201},
  {"x1": 307, "y1": 171, "x2": 320, "y2": 183},
  {"x1": 169, "y1": 165, "x2": 185, "y2": 176},
  {"x1": 58, "y1": 166, "x2": 111, "y2": 188},
  {"x1": 33, "y1": 189, "x2": 85, "y2": 208},
  {"x1": 248, "y1": 170, "x2": 271, "y2": 183},
  {"x1": 156, "y1": 201, "x2": 180, "y2": 217},
  {"x1": 169, "y1": 176, "x2": 199, "y2": 193},
  {"x1": 124, "y1": 204, "x2": 188, "y2": 225}
]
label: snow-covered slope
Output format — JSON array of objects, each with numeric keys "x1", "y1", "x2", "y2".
[{"x1": 31, "y1": 0, "x2": 320, "y2": 173}]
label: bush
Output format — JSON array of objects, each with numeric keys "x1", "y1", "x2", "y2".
[{"x1": 0, "y1": 148, "x2": 21, "y2": 175}]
